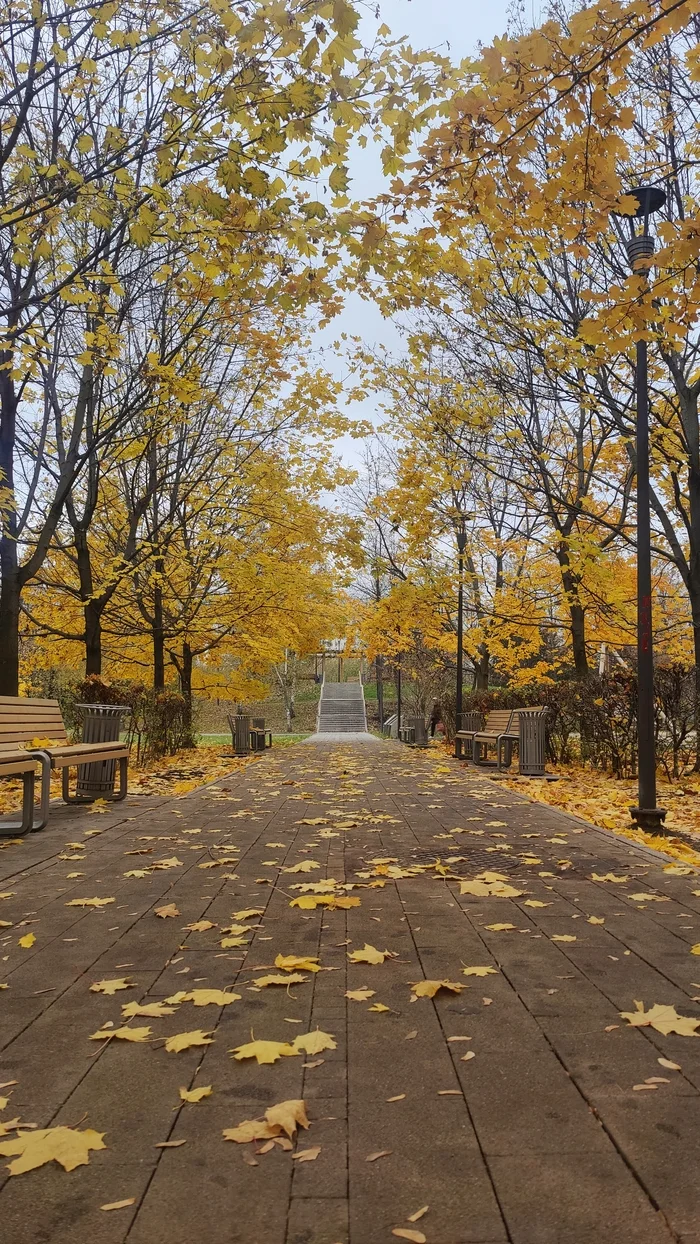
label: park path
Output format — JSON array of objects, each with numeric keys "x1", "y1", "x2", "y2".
[{"x1": 2, "y1": 740, "x2": 700, "y2": 1243}]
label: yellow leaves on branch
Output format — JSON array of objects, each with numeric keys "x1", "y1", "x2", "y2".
[
  {"x1": 620, "y1": 1002, "x2": 700, "y2": 1037},
  {"x1": 0, "y1": 1127, "x2": 106, "y2": 1175}
]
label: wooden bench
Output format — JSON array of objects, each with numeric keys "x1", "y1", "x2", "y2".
[
  {"x1": 456, "y1": 707, "x2": 547, "y2": 770},
  {"x1": 455, "y1": 709, "x2": 514, "y2": 765},
  {"x1": 0, "y1": 696, "x2": 129, "y2": 821},
  {"x1": 0, "y1": 745, "x2": 43, "y2": 836}
]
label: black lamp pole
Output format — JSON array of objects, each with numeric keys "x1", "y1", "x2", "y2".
[
  {"x1": 396, "y1": 655, "x2": 402, "y2": 737},
  {"x1": 455, "y1": 523, "x2": 467, "y2": 752},
  {"x1": 615, "y1": 185, "x2": 667, "y2": 833}
]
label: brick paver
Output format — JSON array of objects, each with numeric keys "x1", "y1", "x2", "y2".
[{"x1": 2, "y1": 741, "x2": 700, "y2": 1243}]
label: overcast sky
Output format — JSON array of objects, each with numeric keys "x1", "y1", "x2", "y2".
[{"x1": 315, "y1": 0, "x2": 513, "y2": 465}]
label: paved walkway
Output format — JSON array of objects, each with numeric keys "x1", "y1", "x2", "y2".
[{"x1": 2, "y1": 741, "x2": 700, "y2": 1244}]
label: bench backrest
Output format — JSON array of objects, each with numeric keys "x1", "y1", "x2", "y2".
[
  {"x1": 0, "y1": 696, "x2": 69, "y2": 754},
  {"x1": 482, "y1": 709, "x2": 514, "y2": 734}
]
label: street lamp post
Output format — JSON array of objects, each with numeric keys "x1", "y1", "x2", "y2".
[
  {"x1": 614, "y1": 185, "x2": 667, "y2": 833},
  {"x1": 396, "y1": 655, "x2": 402, "y2": 738},
  {"x1": 455, "y1": 522, "x2": 467, "y2": 755}
]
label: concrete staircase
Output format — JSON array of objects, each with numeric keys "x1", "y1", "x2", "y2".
[{"x1": 316, "y1": 682, "x2": 367, "y2": 733}]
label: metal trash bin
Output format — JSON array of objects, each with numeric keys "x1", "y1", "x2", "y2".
[
  {"x1": 228, "y1": 714, "x2": 251, "y2": 756},
  {"x1": 518, "y1": 708, "x2": 547, "y2": 776},
  {"x1": 75, "y1": 703, "x2": 130, "y2": 798}
]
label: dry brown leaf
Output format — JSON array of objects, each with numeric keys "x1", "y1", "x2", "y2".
[
  {"x1": 100, "y1": 1198, "x2": 136, "y2": 1211},
  {"x1": 154, "y1": 1139, "x2": 187, "y2": 1147},
  {"x1": 386, "y1": 1094, "x2": 405, "y2": 1102},
  {"x1": 658, "y1": 1058, "x2": 682, "y2": 1071},
  {"x1": 392, "y1": 1230, "x2": 426, "y2": 1243},
  {"x1": 365, "y1": 1149, "x2": 392, "y2": 1162}
]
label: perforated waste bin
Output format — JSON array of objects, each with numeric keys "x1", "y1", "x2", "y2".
[
  {"x1": 518, "y1": 708, "x2": 547, "y2": 776},
  {"x1": 75, "y1": 703, "x2": 130, "y2": 798},
  {"x1": 229, "y1": 714, "x2": 251, "y2": 756},
  {"x1": 455, "y1": 710, "x2": 484, "y2": 759}
]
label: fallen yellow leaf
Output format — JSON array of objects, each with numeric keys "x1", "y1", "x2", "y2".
[
  {"x1": 18, "y1": 934, "x2": 35, "y2": 949},
  {"x1": 100, "y1": 1199, "x2": 135, "y2": 1211},
  {"x1": 461, "y1": 967, "x2": 497, "y2": 977},
  {"x1": 65, "y1": 897, "x2": 114, "y2": 908},
  {"x1": 90, "y1": 978, "x2": 133, "y2": 996},
  {"x1": 410, "y1": 980, "x2": 465, "y2": 999},
  {"x1": 179, "y1": 1086, "x2": 213, "y2": 1103},
  {"x1": 231, "y1": 1039, "x2": 297, "y2": 1065},
  {"x1": 0, "y1": 1126, "x2": 106, "y2": 1175},
  {"x1": 347, "y1": 944, "x2": 392, "y2": 965},
  {"x1": 291, "y1": 1030, "x2": 336, "y2": 1055},
  {"x1": 164, "y1": 1031, "x2": 215, "y2": 1053},
  {"x1": 251, "y1": 974, "x2": 308, "y2": 988},
  {"x1": 620, "y1": 1001, "x2": 700, "y2": 1037},
  {"x1": 274, "y1": 954, "x2": 321, "y2": 973},
  {"x1": 89, "y1": 1026, "x2": 152, "y2": 1043},
  {"x1": 155, "y1": 904, "x2": 180, "y2": 919}
]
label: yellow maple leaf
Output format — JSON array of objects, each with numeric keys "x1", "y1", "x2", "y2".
[
  {"x1": 484, "y1": 923, "x2": 515, "y2": 932},
  {"x1": 154, "y1": 903, "x2": 180, "y2": 918},
  {"x1": 220, "y1": 936, "x2": 248, "y2": 948},
  {"x1": 369, "y1": 1002, "x2": 391, "y2": 1013},
  {"x1": 620, "y1": 1001, "x2": 700, "y2": 1037},
  {"x1": 459, "y1": 880, "x2": 523, "y2": 897},
  {"x1": 18, "y1": 933, "x2": 35, "y2": 949},
  {"x1": 122, "y1": 1001, "x2": 175, "y2": 1019},
  {"x1": 290, "y1": 895, "x2": 360, "y2": 910},
  {"x1": 551, "y1": 935, "x2": 577, "y2": 943},
  {"x1": 291, "y1": 1030, "x2": 336, "y2": 1055},
  {"x1": 179, "y1": 1085, "x2": 212, "y2": 1103},
  {"x1": 164, "y1": 1030, "x2": 215, "y2": 1053},
  {"x1": 90, "y1": 978, "x2": 133, "y2": 995},
  {"x1": 231, "y1": 1039, "x2": 297, "y2": 1065},
  {"x1": 410, "y1": 980, "x2": 465, "y2": 999},
  {"x1": 184, "y1": 920, "x2": 217, "y2": 932},
  {"x1": 251, "y1": 973, "x2": 308, "y2": 988},
  {"x1": 284, "y1": 861, "x2": 321, "y2": 874},
  {"x1": 274, "y1": 954, "x2": 321, "y2": 973},
  {"x1": 177, "y1": 990, "x2": 240, "y2": 1007},
  {"x1": 462, "y1": 966, "x2": 497, "y2": 977},
  {"x1": 0, "y1": 1126, "x2": 106, "y2": 1175},
  {"x1": 345, "y1": 988, "x2": 376, "y2": 1001},
  {"x1": 233, "y1": 908, "x2": 264, "y2": 920},
  {"x1": 264, "y1": 1098, "x2": 309, "y2": 1138},
  {"x1": 89, "y1": 1026, "x2": 152, "y2": 1043},
  {"x1": 590, "y1": 873, "x2": 629, "y2": 883},
  {"x1": 347, "y1": 944, "x2": 391, "y2": 965},
  {"x1": 65, "y1": 897, "x2": 115, "y2": 908},
  {"x1": 223, "y1": 1119, "x2": 278, "y2": 1143}
]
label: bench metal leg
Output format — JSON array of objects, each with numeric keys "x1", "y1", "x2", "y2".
[
  {"x1": 31, "y1": 752, "x2": 51, "y2": 830},
  {"x1": 62, "y1": 756, "x2": 128, "y2": 804},
  {"x1": 0, "y1": 770, "x2": 36, "y2": 837}
]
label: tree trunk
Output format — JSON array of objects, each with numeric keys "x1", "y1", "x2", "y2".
[
  {"x1": 474, "y1": 646, "x2": 489, "y2": 691},
  {"x1": 85, "y1": 600, "x2": 102, "y2": 676},
  {"x1": 153, "y1": 562, "x2": 165, "y2": 689},
  {"x1": 0, "y1": 363, "x2": 19, "y2": 694},
  {"x1": 559, "y1": 556, "x2": 589, "y2": 678},
  {"x1": 376, "y1": 655, "x2": 384, "y2": 727},
  {"x1": 180, "y1": 641, "x2": 196, "y2": 747}
]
